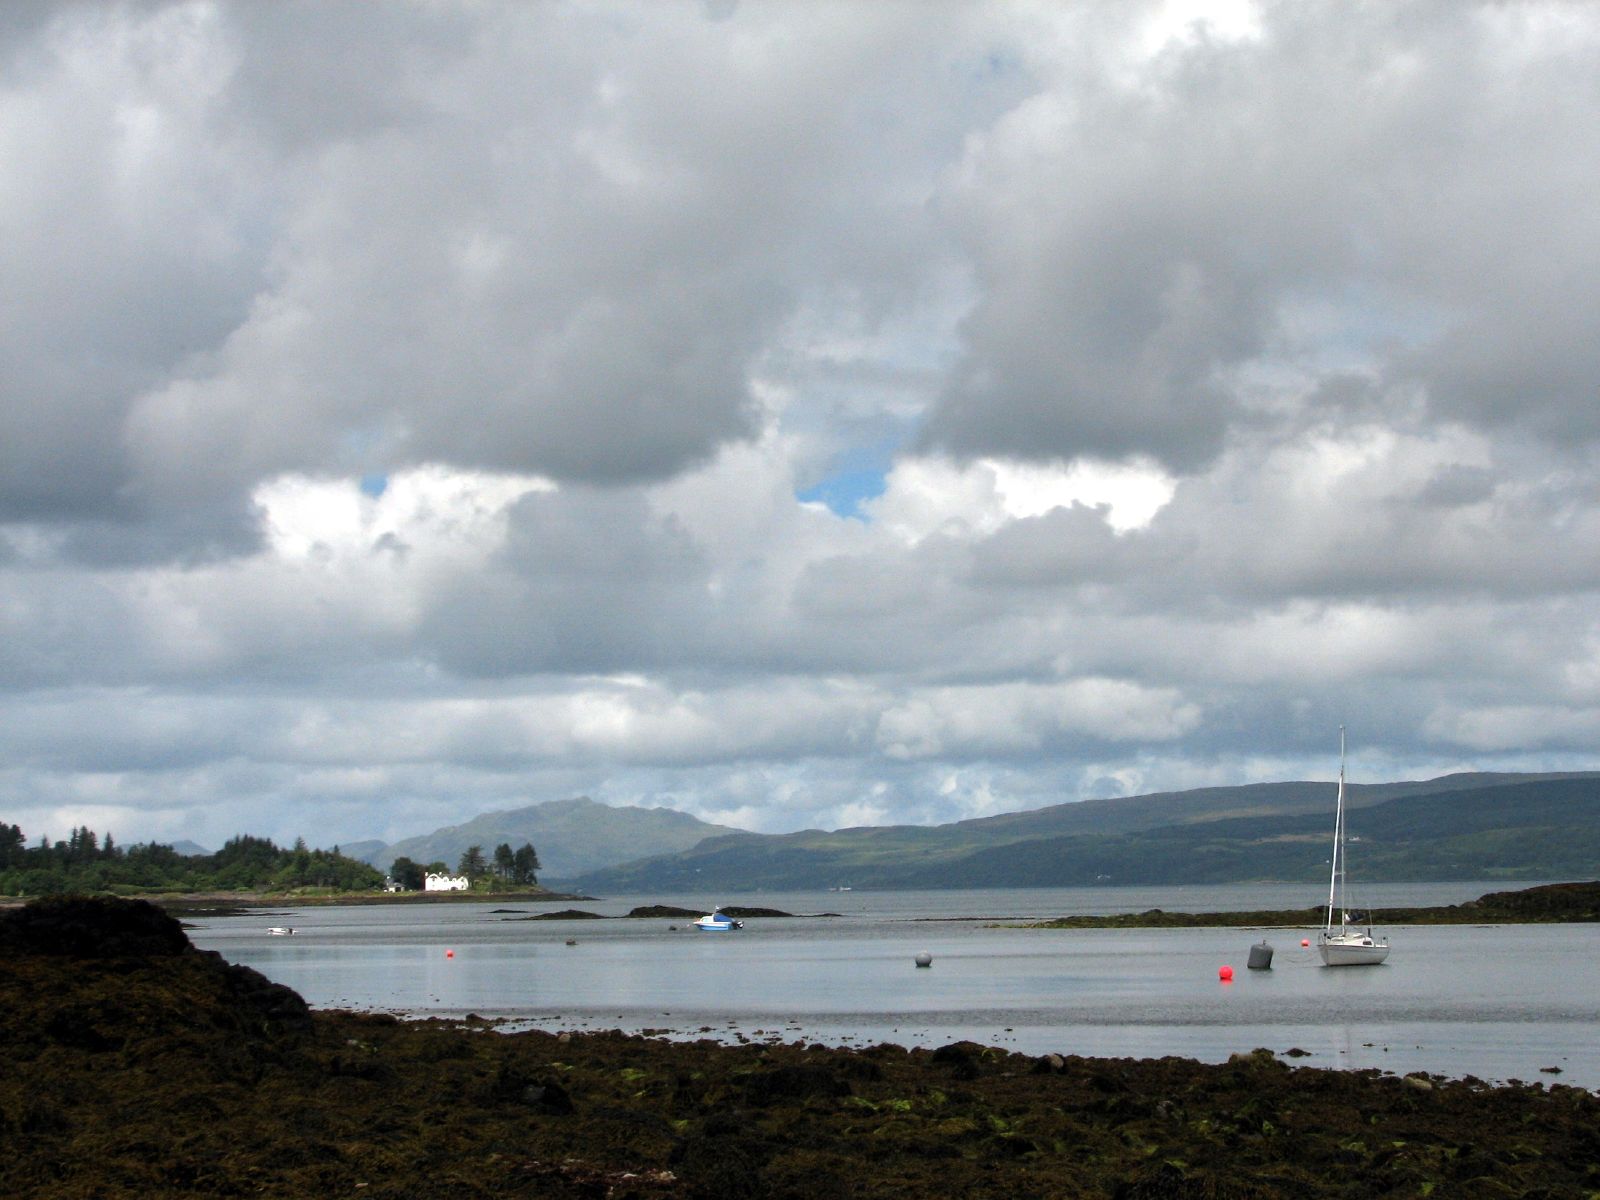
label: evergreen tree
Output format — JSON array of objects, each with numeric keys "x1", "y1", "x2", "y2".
[
  {"x1": 458, "y1": 845, "x2": 487, "y2": 880},
  {"x1": 492, "y1": 843, "x2": 514, "y2": 879},
  {"x1": 512, "y1": 842, "x2": 540, "y2": 886},
  {"x1": 0, "y1": 823, "x2": 24, "y2": 867}
]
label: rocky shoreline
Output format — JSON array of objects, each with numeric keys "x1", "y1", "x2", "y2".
[{"x1": 4, "y1": 895, "x2": 1599, "y2": 1198}]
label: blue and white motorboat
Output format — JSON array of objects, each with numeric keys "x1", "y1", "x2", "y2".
[{"x1": 693, "y1": 908, "x2": 743, "y2": 932}]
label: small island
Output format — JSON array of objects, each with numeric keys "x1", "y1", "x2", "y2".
[{"x1": 1023, "y1": 880, "x2": 1600, "y2": 929}]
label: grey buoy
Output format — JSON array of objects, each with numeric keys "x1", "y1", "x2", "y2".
[
  {"x1": 1247, "y1": 939, "x2": 1274, "y2": 970},
  {"x1": 914, "y1": 951, "x2": 933, "y2": 968}
]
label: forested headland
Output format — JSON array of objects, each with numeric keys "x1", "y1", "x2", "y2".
[
  {"x1": 0, "y1": 822, "x2": 550, "y2": 899},
  {"x1": 0, "y1": 823, "x2": 384, "y2": 897}
]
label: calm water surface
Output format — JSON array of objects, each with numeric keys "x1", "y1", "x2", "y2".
[{"x1": 188, "y1": 882, "x2": 1600, "y2": 1089}]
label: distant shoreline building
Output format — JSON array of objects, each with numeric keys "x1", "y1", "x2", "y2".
[{"x1": 424, "y1": 872, "x2": 469, "y2": 892}]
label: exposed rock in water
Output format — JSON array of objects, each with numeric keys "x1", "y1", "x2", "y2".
[
  {"x1": 508, "y1": 908, "x2": 606, "y2": 920},
  {"x1": 5, "y1": 896, "x2": 1600, "y2": 1199},
  {"x1": 626, "y1": 904, "x2": 704, "y2": 918}
]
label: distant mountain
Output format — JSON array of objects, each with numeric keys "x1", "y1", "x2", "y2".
[
  {"x1": 364, "y1": 797, "x2": 739, "y2": 879},
  {"x1": 333, "y1": 839, "x2": 387, "y2": 863},
  {"x1": 570, "y1": 773, "x2": 1600, "y2": 893},
  {"x1": 125, "y1": 839, "x2": 212, "y2": 857}
]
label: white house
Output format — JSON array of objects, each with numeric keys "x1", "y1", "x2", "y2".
[{"x1": 424, "y1": 871, "x2": 470, "y2": 892}]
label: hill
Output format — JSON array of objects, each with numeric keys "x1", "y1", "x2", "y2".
[
  {"x1": 366, "y1": 796, "x2": 738, "y2": 879},
  {"x1": 571, "y1": 773, "x2": 1600, "y2": 892}
]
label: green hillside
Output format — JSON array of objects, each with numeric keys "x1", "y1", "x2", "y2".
[
  {"x1": 368, "y1": 797, "x2": 738, "y2": 879},
  {"x1": 570, "y1": 774, "x2": 1600, "y2": 892}
]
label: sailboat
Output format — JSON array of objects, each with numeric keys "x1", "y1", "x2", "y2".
[{"x1": 1318, "y1": 727, "x2": 1390, "y2": 966}]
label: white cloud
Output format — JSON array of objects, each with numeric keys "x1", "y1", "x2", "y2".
[
  {"x1": 1424, "y1": 704, "x2": 1600, "y2": 753},
  {"x1": 876, "y1": 679, "x2": 1201, "y2": 760},
  {"x1": 2, "y1": 1, "x2": 1598, "y2": 850}
]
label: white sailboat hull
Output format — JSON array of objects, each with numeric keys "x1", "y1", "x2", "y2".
[{"x1": 1318, "y1": 933, "x2": 1389, "y2": 966}]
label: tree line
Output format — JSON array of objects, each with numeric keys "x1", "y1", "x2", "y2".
[
  {"x1": 388, "y1": 841, "x2": 541, "y2": 890},
  {"x1": 0, "y1": 823, "x2": 384, "y2": 897}
]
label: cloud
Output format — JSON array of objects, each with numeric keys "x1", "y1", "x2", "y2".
[
  {"x1": 922, "y1": 2, "x2": 1600, "y2": 471},
  {"x1": 2, "y1": 2, "x2": 1599, "y2": 850},
  {"x1": 876, "y1": 679, "x2": 1201, "y2": 760}
]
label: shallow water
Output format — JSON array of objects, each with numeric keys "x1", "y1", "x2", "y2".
[{"x1": 188, "y1": 882, "x2": 1600, "y2": 1089}]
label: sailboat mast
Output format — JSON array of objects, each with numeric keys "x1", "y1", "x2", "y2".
[{"x1": 1325, "y1": 726, "x2": 1346, "y2": 935}]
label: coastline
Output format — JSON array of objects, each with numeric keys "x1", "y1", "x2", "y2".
[
  {"x1": 0, "y1": 886, "x2": 595, "y2": 915},
  {"x1": 1021, "y1": 879, "x2": 1600, "y2": 929},
  {"x1": 7, "y1": 878, "x2": 1598, "y2": 927}
]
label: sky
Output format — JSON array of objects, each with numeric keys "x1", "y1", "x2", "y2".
[{"x1": 3, "y1": 0, "x2": 1600, "y2": 852}]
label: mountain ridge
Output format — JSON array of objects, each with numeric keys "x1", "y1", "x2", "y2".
[
  {"x1": 568, "y1": 771, "x2": 1600, "y2": 892},
  {"x1": 361, "y1": 796, "x2": 740, "y2": 879}
]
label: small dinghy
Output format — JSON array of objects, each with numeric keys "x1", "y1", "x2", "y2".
[{"x1": 266, "y1": 926, "x2": 296, "y2": 936}]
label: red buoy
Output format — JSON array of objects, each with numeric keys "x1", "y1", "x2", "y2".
[
  {"x1": 1301, "y1": 938, "x2": 1310, "y2": 947},
  {"x1": 445, "y1": 949, "x2": 454, "y2": 959},
  {"x1": 1218, "y1": 964, "x2": 1234, "y2": 982}
]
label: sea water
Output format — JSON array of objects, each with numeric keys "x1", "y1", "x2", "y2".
[{"x1": 186, "y1": 882, "x2": 1600, "y2": 1089}]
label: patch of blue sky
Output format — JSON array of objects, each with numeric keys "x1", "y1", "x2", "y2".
[
  {"x1": 796, "y1": 440, "x2": 898, "y2": 520},
  {"x1": 359, "y1": 473, "x2": 389, "y2": 499}
]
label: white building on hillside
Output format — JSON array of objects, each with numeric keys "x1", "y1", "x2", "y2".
[{"x1": 424, "y1": 871, "x2": 469, "y2": 892}]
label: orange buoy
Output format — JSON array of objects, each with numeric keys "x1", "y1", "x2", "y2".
[{"x1": 1219, "y1": 964, "x2": 1234, "y2": 982}]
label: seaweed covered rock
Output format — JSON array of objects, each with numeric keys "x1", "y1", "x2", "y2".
[
  {"x1": 518, "y1": 908, "x2": 606, "y2": 920},
  {"x1": 0, "y1": 895, "x2": 311, "y2": 1060},
  {"x1": 0, "y1": 893, "x2": 190, "y2": 957}
]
